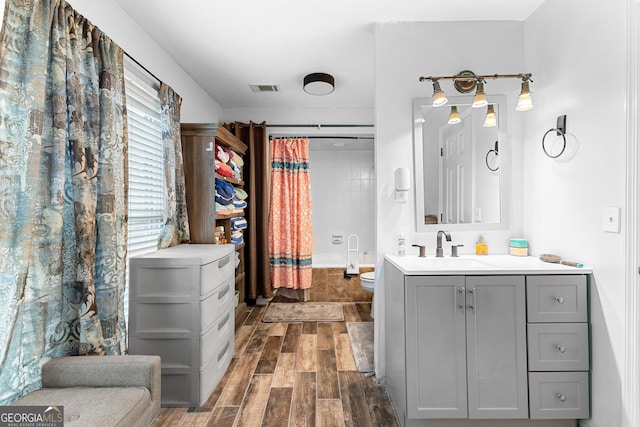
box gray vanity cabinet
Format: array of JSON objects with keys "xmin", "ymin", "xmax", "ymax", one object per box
[
  {"xmin": 405, "ymin": 275, "xmax": 528, "ymax": 419},
  {"xmin": 526, "ymin": 275, "xmax": 590, "ymax": 419},
  {"xmin": 405, "ymin": 276, "xmax": 467, "ymax": 418}
]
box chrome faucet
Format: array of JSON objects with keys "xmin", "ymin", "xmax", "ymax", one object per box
[{"xmin": 436, "ymin": 230, "xmax": 451, "ymax": 257}]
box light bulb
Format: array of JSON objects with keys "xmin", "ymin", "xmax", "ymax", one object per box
[
  {"xmin": 448, "ymin": 106, "xmax": 461, "ymax": 124},
  {"xmin": 432, "ymin": 81, "xmax": 448, "ymax": 107},
  {"xmin": 472, "ymin": 81, "xmax": 488, "ymax": 108},
  {"xmin": 483, "ymin": 105, "xmax": 497, "ymax": 128},
  {"xmin": 516, "ymin": 80, "xmax": 533, "ymax": 111}
]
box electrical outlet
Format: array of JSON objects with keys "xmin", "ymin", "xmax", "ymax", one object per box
[
  {"xmin": 475, "ymin": 207, "xmax": 482, "ymax": 222},
  {"xmin": 395, "ymin": 190, "xmax": 408, "ymax": 202},
  {"xmin": 602, "ymin": 206, "xmax": 620, "ymax": 233}
]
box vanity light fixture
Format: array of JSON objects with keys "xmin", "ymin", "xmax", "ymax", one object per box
[
  {"xmin": 448, "ymin": 106, "xmax": 461, "ymax": 124},
  {"xmin": 431, "ymin": 81, "xmax": 448, "ymax": 107},
  {"xmin": 516, "ymin": 80, "xmax": 534, "ymax": 111},
  {"xmin": 483, "ymin": 104, "xmax": 497, "ymax": 128},
  {"xmin": 419, "ymin": 70, "xmax": 534, "ymax": 113},
  {"xmin": 472, "ymin": 81, "xmax": 489, "ymax": 108}
]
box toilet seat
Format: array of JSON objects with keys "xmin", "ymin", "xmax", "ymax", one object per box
[
  {"xmin": 361, "ymin": 272, "xmax": 375, "ymax": 281},
  {"xmin": 360, "ymin": 271, "xmax": 375, "ymax": 293}
]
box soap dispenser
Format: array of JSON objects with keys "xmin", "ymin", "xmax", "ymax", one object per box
[
  {"xmin": 476, "ymin": 235, "xmax": 488, "ymax": 255},
  {"xmin": 397, "ymin": 229, "xmax": 406, "ymax": 257}
]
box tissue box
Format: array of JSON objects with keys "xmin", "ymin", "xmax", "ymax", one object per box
[{"xmin": 509, "ymin": 238, "xmax": 528, "ymax": 256}]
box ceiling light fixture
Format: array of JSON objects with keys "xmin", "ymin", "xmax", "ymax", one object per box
[
  {"xmin": 303, "ymin": 72, "xmax": 335, "ymax": 96},
  {"xmin": 483, "ymin": 104, "xmax": 497, "ymax": 128},
  {"xmin": 448, "ymin": 106, "xmax": 461, "ymax": 124},
  {"xmin": 432, "ymin": 81, "xmax": 448, "ymax": 107}
]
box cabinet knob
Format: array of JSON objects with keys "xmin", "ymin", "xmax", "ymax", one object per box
[
  {"xmin": 554, "ymin": 296, "xmax": 565, "ymax": 304},
  {"xmin": 556, "ymin": 394, "xmax": 567, "ymax": 403},
  {"xmin": 556, "ymin": 345, "xmax": 566, "ymax": 353}
]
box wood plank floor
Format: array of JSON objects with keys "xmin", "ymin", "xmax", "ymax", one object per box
[{"xmin": 153, "ymin": 302, "xmax": 399, "ymax": 427}]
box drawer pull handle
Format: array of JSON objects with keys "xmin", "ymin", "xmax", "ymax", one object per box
[
  {"xmin": 556, "ymin": 345, "xmax": 566, "ymax": 353},
  {"xmin": 218, "ymin": 255, "xmax": 230, "ymax": 269},
  {"xmin": 556, "ymin": 394, "xmax": 567, "ymax": 403},
  {"xmin": 218, "ymin": 313, "xmax": 230, "ymax": 331},
  {"xmin": 218, "ymin": 341, "xmax": 230, "ymax": 362},
  {"xmin": 218, "ymin": 284, "xmax": 231, "ymax": 300},
  {"xmin": 554, "ymin": 296, "xmax": 565, "ymax": 304}
]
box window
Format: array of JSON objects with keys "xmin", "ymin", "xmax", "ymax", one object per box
[{"xmin": 124, "ymin": 59, "xmax": 165, "ymax": 256}]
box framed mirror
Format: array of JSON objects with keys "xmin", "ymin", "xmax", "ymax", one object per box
[{"xmin": 413, "ymin": 95, "xmax": 510, "ymax": 232}]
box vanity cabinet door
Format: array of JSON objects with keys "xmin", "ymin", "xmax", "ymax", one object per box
[
  {"xmin": 405, "ymin": 276, "xmax": 467, "ymax": 419},
  {"xmin": 465, "ymin": 276, "xmax": 529, "ymax": 419}
]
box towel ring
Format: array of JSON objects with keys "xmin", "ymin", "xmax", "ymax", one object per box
[
  {"xmin": 485, "ymin": 140, "xmax": 499, "ymax": 171},
  {"xmin": 542, "ymin": 115, "xmax": 567, "ymax": 159},
  {"xmin": 542, "ymin": 128, "xmax": 566, "ymax": 158}
]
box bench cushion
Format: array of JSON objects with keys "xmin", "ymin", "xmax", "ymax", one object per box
[{"xmin": 13, "ymin": 387, "xmax": 153, "ymax": 427}]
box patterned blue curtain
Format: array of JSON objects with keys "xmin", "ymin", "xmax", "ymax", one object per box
[
  {"xmin": 157, "ymin": 83, "xmax": 190, "ymax": 249},
  {"xmin": 0, "ymin": 0, "xmax": 128, "ymax": 403}
]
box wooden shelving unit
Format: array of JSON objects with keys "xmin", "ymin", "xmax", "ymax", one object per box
[{"xmin": 181, "ymin": 123, "xmax": 249, "ymax": 328}]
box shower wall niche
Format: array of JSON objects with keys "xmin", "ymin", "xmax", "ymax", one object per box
[{"xmin": 309, "ymin": 141, "xmax": 375, "ymax": 265}]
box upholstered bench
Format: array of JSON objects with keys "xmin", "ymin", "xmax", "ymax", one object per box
[{"xmin": 12, "ymin": 355, "xmax": 161, "ymax": 427}]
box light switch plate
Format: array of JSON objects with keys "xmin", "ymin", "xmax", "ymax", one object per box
[{"xmin": 603, "ymin": 206, "xmax": 620, "ymax": 233}]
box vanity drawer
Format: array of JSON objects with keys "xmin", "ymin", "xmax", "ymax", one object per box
[
  {"xmin": 526, "ymin": 275, "xmax": 587, "ymax": 323},
  {"xmin": 527, "ymin": 323, "xmax": 589, "ymax": 371},
  {"xmin": 529, "ymin": 372, "xmax": 589, "ymax": 419}
]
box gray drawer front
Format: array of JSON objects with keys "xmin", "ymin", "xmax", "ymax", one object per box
[
  {"xmin": 201, "ymin": 254, "xmax": 233, "ymax": 297},
  {"xmin": 527, "ymin": 275, "xmax": 587, "ymax": 323},
  {"xmin": 529, "ymin": 372, "xmax": 589, "ymax": 419},
  {"xmin": 528, "ymin": 323, "xmax": 589, "ymax": 371}
]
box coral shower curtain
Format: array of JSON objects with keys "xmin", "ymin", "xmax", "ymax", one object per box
[{"xmin": 268, "ymin": 138, "xmax": 313, "ymax": 289}]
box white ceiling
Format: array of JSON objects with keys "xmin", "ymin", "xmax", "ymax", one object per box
[{"xmin": 114, "ymin": 0, "xmax": 546, "ymax": 111}]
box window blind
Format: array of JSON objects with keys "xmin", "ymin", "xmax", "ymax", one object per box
[{"xmin": 125, "ymin": 64, "xmax": 165, "ymax": 256}]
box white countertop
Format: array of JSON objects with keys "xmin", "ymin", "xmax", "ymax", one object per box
[{"xmin": 385, "ymin": 254, "xmax": 592, "ymax": 275}]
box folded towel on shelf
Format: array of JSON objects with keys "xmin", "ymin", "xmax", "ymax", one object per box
[
  {"xmin": 234, "ymin": 187, "xmax": 248, "ymax": 200},
  {"xmin": 215, "ymin": 145, "xmax": 230, "ymax": 163},
  {"xmin": 231, "ymin": 235, "xmax": 244, "ymax": 246},
  {"xmin": 216, "ymin": 194, "xmax": 233, "ymax": 206},
  {"xmin": 215, "ymin": 189, "xmax": 233, "ymax": 202},
  {"xmin": 231, "ymin": 150, "xmax": 244, "ymax": 166},
  {"xmin": 215, "ymin": 202, "xmax": 234, "ymax": 215},
  {"xmin": 232, "ymin": 199, "xmax": 247, "ymax": 209},
  {"xmin": 215, "ymin": 179, "xmax": 234, "ymax": 198},
  {"xmin": 215, "ymin": 161, "xmax": 233, "ymax": 178},
  {"xmin": 229, "ymin": 160, "xmax": 242, "ymax": 180},
  {"xmin": 232, "ymin": 230, "xmax": 243, "ymax": 238},
  {"xmin": 235, "ymin": 252, "xmax": 240, "ymax": 268},
  {"xmin": 231, "ymin": 217, "xmax": 247, "ymax": 231}
]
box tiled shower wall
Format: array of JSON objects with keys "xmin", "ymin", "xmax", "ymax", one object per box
[{"xmin": 309, "ymin": 149, "xmax": 375, "ymax": 264}]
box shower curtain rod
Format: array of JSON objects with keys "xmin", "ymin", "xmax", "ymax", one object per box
[
  {"xmin": 238, "ymin": 123, "xmax": 374, "ymax": 129},
  {"xmin": 268, "ymin": 135, "xmax": 374, "ymax": 140}
]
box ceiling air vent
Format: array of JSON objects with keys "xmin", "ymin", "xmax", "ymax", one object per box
[{"xmin": 249, "ymin": 84, "xmax": 280, "ymax": 93}]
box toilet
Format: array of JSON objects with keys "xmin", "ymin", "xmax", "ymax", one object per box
[{"xmin": 360, "ymin": 271, "xmax": 375, "ymax": 293}]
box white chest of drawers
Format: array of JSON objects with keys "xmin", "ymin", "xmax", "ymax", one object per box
[{"xmin": 129, "ymin": 244, "xmax": 235, "ymax": 407}]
